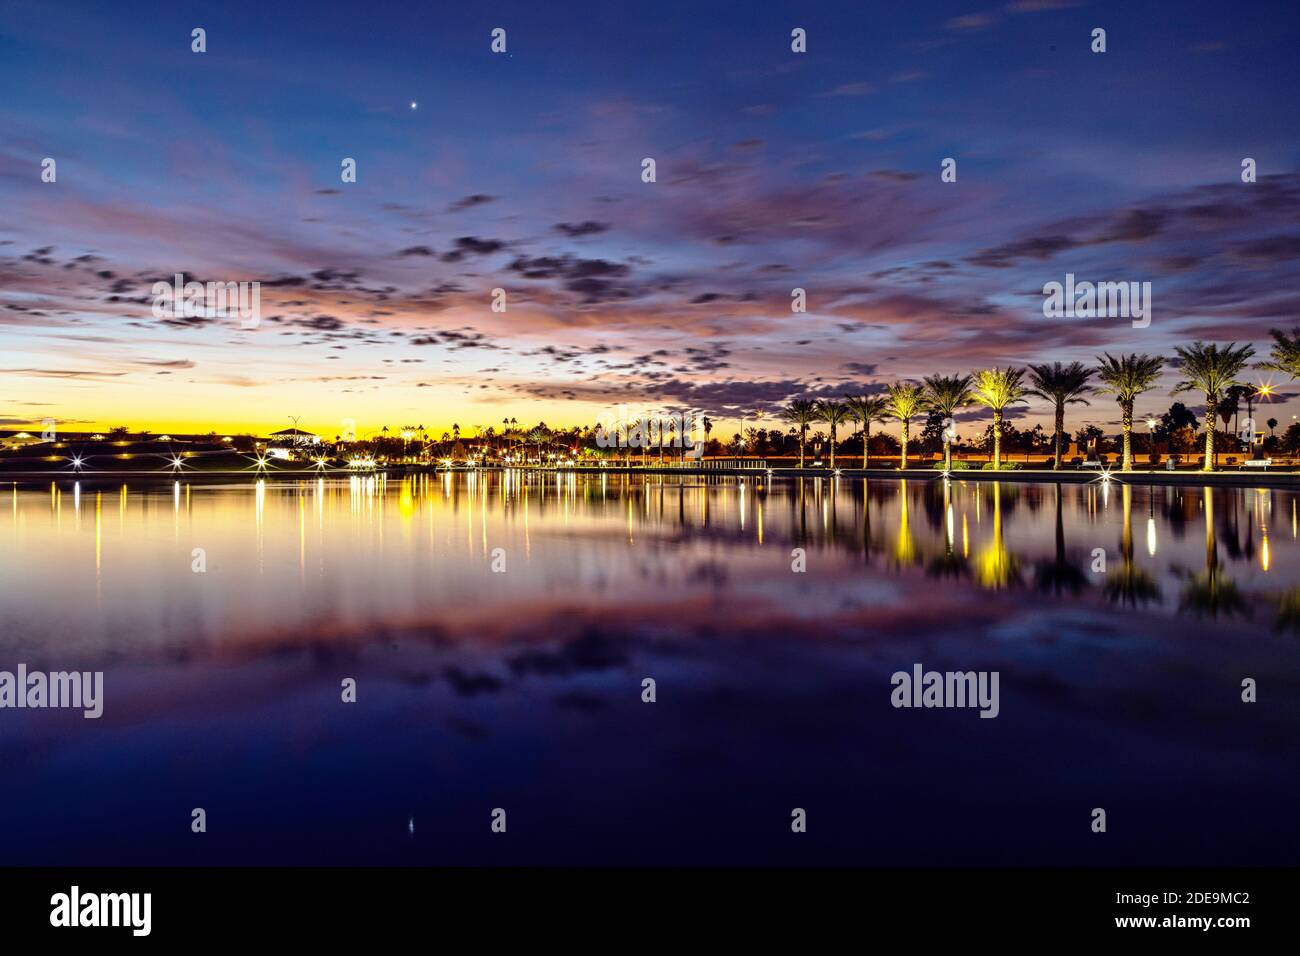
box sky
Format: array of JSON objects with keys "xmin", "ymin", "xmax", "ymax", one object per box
[{"xmin": 2, "ymin": 0, "xmax": 1299, "ymax": 439}]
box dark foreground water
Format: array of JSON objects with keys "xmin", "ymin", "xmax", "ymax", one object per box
[{"xmin": 1, "ymin": 472, "xmax": 1297, "ymax": 865}]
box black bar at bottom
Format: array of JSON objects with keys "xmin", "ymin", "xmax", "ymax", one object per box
[{"xmin": 0, "ymin": 866, "xmax": 1285, "ymax": 942}]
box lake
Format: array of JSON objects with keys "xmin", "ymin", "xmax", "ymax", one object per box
[{"xmin": 1, "ymin": 472, "xmax": 1297, "ymax": 864}]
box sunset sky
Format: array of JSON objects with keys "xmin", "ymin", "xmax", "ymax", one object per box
[{"xmin": 2, "ymin": 0, "xmax": 1299, "ymax": 439}]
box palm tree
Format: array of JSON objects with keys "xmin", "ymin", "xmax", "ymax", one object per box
[
  {"xmin": 970, "ymin": 367, "xmax": 1028, "ymax": 470},
  {"xmin": 1259, "ymin": 327, "xmax": 1300, "ymax": 379},
  {"xmin": 1094, "ymin": 353, "xmax": 1163, "ymax": 472},
  {"xmin": 1027, "ymin": 362, "xmax": 1094, "ymax": 470},
  {"xmin": 1226, "ymin": 384, "xmax": 1256, "ymax": 440},
  {"xmin": 779, "ymin": 398, "xmax": 819, "ymax": 468},
  {"xmin": 816, "ymin": 400, "xmax": 852, "ymax": 470},
  {"xmin": 1172, "ymin": 341, "xmax": 1256, "ymax": 472},
  {"xmin": 527, "ymin": 426, "xmax": 548, "ymax": 464},
  {"xmin": 844, "ymin": 394, "xmax": 889, "ymax": 468},
  {"xmin": 885, "ymin": 382, "xmax": 929, "ymax": 470},
  {"xmin": 922, "ymin": 374, "xmax": 973, "ymax": 472}
]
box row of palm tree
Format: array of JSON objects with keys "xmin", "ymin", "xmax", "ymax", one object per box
[{"xmin": 782, "ymin": 337, "xmax": 1282, "ymax": 473}]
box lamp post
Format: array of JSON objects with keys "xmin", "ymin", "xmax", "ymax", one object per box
[{"xmin": 1145, "ymin": 417, "xmax": 1158, "ymax": 471}]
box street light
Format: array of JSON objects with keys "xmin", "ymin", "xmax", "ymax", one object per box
[{"xmin": 1145, "ymin": 417, "xmax": 1158, "ymax": 470}]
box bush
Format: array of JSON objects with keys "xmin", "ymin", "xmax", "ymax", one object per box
[
  {"xmin": 982, "ymin": 460, "xmax": 1021, "ymax": 471},
  {"xmin": 933, "ymin": 459, "xmax": 971, "ymax": 470}
]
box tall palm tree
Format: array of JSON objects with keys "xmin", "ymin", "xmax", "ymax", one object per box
[
  {"xmin": 1172, "ymin": 341, "xmax": 1256, "ymax": 472},
  {"xmin": 780, "ymin": 398, "xmax": 819, "ymax": 468},
  {"xmin": 505, "ymin": 417, "xmax": 520, "ymax": 459},
  {"xmin": 970, "ymin": 367, "xmax": 1028, "ymax": 470},
  {"xmin": 527, "ymin": 426, "xmax": 548, "ymax": 464},
  {"xmin": 844, "ymin": 394, "xmax": 889, "ymax": 468},
  {"xmin": 816, "ymin": 399, "xmax": 852, "ymax": 470},
  {"xmin": 1094, "ymin": 353, "xmax": 1163, "ymax": 472},
  {"xmin": 1225, "ymin": 384, "xmax": 1253, "ymax": 439},
  {"xmin": 922, "ymin": 373, "xmax": 973, "ymax": 472},
  {"xmin": 1027, "ymin": 362, "xmax": 1094, "ymax": 470},
  {"xmin": 885, "ymin": 382, "xmax": 929, "ymax": 470}
]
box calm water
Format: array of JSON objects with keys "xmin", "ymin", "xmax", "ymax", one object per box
[{"xmin": 1, "ymin": 472, "xmax": 1298, "ymax": 865}]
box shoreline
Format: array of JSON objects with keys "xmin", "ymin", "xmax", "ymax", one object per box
[{"xmin": 4, "ymin": 464, "xmax": 1297, "ymax": 489}]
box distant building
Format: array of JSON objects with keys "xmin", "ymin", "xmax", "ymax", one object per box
[
  {"xmin": 0, "ymin": 430, "xmax": 50, "ymax": 450},
  {"xmin": 267, "ymin": 427, "xmax": 321, "ymax": 460}
]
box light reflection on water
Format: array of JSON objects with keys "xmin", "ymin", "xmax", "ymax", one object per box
[
  {"xmin": 2, "ymin": 472, "xmax": 1299, "ymax": 865},
  {"xmin": 0, "ymin": 473, "xmax": 1295, "ymax": 655}
]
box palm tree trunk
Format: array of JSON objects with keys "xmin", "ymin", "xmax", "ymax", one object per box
[
  {"xmin": 862, "ymin": 425, "xmax": 869, "ymax": 469},
  {"xmin": 993, "ymin": 409, "xmax": 1003, "ymax": 469},
  {"xmin": 943, "ymin": 417, "xmax": 953, "ymax": 472},
  {"xmin": 1121, "ymin": 401, "xmax": 1133, "ymax": 472},
  {"xmin": 900, "ymin": 421, "xmax": 909, "ymax": 471},
  {"xmin": 829, "ymin": 425, "xmax": 837, "ymax": 469},
  {"xmin": 1203, "ymin": 398, "xmax": 1217, "ymax": 472},
  {"xmin": 799, "ymin": 427, "xmax": 806, "ymax": 468},
  {"xmin": 1053, "ymin": 404, "xmax": 1064, "ymax": 470}
]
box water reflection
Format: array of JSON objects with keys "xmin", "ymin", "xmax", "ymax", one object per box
[
  {"xmin": 926, "ymin": 479, "xmax": 969, "ymax": 580},
  {"xmin": 1176, "ymin": 486, "xmax": 1249, "ymax": 620},
  {"xmin": 1103, "ymin": 484, "xmax": 1161, "ymax": 607},
  {"xmin": 1034, "ymin": 484, "xmax": 1087, "ymax": 596},
  {"xmin": 4, "ymin": 471, "xmax": 1300, "ymax": 866},
  {"xmin": 0, "ymin": 473, "xmax": 1295, "ymax": 653}
]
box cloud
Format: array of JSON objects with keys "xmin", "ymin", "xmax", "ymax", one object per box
[
  {"xmin": 553, "ymin": 221, "xmax": 609, "ymax": 237},
  {"xmin": 136, "ymin": 359, "xmax": 195, "ymax": 369},
  {"xmin": 440, "ymin": 237, "xmax": 507, "ymax": 262},
  {"xmin": 0, "ymin": 367, "xmax": 127, "ymax": 379},
  {"xmin": 945, "ymin": 12, "xmax": 997, "ymax": 31},
  {"xmin": 447, "ymin": 194, "xmax": 496, "ymax": 212},
  {"xmin": 1006, "ymin": 0, "xmax": 1079, "ymax": 11},
  {"xmin": 818, "ymin": 82, "xmax": 876, "ymax": 97},
  {"xmin": 508, "ymin": 255, "xmax": 635, "ymax": 303}
]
